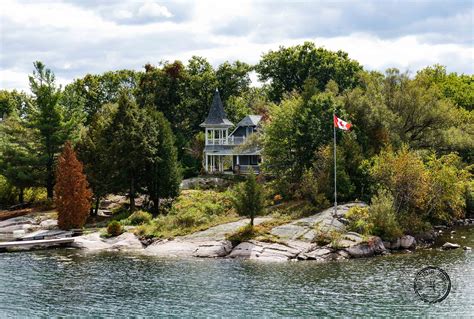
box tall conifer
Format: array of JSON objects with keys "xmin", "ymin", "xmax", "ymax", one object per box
[{"xmin": 54, "ymin": 141, "xmax": 92, "ymax": 229}]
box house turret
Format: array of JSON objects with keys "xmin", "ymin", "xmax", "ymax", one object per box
[{"xmin": 200, "ymin": 89, "xmax": 233, "ymax": 145}]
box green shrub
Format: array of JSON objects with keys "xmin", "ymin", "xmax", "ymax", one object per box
[
  {"xmin": 346, "ymin": 206, "xmax": 373, "ymax": 235},
  {"xmin": 0, "ymin": 175, "xmax": 17, "ymax": 206},
  {"xmin": 107, "ymin": 220, "xmax": 123, "ymax": 237},
  {"xmin": 346, "ymin": 190, "xmax": 402, "ymax": 240},
  {"xmin": 111, "ymin": 206, "xmax": 131, "ymax": 222},
  {"xmin": 24, "ymin": 187, "xmax": 47, "ymax": 203},
  {"xmin": 369, "ymin": 189, "xmax": 403, "ymax": 240},
  {"xmin": 313, "ymin": 227, "xmax": 342, "ymax": 246},
  {"xmin": 127, "ymin": 210, "xmax": 152, "ymax": 225}
]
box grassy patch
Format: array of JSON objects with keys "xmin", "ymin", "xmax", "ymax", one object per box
[
  {"xmin": 268, "ymin": 200, "xmax": 318, "ymax": 220},
  {"xmin": 226, "ymin": 223, "xmax": 283, "ymax": 246},
  {"xmin": 135, "ymin": 189, "xmax": 238, "ymax": 238}
]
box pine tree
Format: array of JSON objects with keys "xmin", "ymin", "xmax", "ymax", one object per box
[
  {"xmin": 106, "ymin": 92, "xmax": 149, "ymax": 212},
  {"xmin": 28, "ymin": 62, "xmax": 77, "ymax": 199},
  {"xmin": 54, "ymin": 141, "xmax": 92, "ymax": 229},
  {"xmin": 0, "ymin": 112, "xmax": 42, "ymax": 203},
  {"xmin": 76, "ymin": 104, "xmax": 117, "ymax": 215},
  {"xmin": 233, "ymin": 172, "xmax": 264, "ymax": 226},
  {"xmin": 145, "ymin": 109, "xmax": 181, "ymax": 215}
]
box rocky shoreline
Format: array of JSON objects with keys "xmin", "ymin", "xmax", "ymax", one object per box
[
  {"xmin": 69, "ymin": 203, "xmax": 473, "ymax": 262},
  {"xmin": 2, "ymin": 203, "xmax": 472, "ymax": 261}
]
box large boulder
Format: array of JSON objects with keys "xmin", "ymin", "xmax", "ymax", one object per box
[
  {"xmin": 71, "ymin": 232, "xmax": 111, "ymax": 250},
  {"xmin": 400, "ymin": 235, "xmax": 416, "ymax": 249},
  {"xmin": 71, "ymin": 231, "xmax": 144, "ymax": 251},
  {"xmin": 193, "ymin": 241, "xmax": 233, "ymax": 258},
  {"xmin": 442, "ymin": 242, "xmax": 460, "ymax": 250},
  {"xmin": 108, "ymin": 232, "xmax": 144, "ymax": 251},
  {"xmin": 383, "ymin": 238, "xmax": 401, "ymax": 250},
  {"xmin": 39, "ymin": 219, "xmax": 58, "ymax": 230},
  {"xmin": 345, "ymin": 236, "xmax": 386, "ymax": 258}
]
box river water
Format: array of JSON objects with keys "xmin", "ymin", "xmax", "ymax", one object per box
[{"xmin": 0, "ymin": 227, "xmax": 472, "ymax": 317}]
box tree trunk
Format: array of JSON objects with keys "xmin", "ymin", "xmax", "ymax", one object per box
[
  {"xmin": 250, "ymin": 213, "xmax": 254, "ymax": 226},
  {"xmin": 151, "ymin": 194, "xmax": 160, "ymax": 217},
  {"xmin": 19, "ymin": 188, "xmax": 24, "ymax": 204},
  {"xmin": 129, "ymin": 177, "xmax": 135, "ymax": 213},
  {"xmin": 94, "ymin": 197, "xmax": 100, "ymax": 216},
  {"xmin": 46, "ymin": 158, "xmax": 54, "ymax": 199}
]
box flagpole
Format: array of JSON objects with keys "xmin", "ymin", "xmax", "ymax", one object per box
[{"xmin": 333, "ymin": 112, "xmax": 337, "ymax": 218}]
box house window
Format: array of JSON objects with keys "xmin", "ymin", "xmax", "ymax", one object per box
[{"xmin": 250, "ymin": 155, "xmax": 258, "ymax": 165}]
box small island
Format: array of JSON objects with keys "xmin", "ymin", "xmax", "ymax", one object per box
[{"xmin": 1, "ymin": 49, "xmax": 472, "ymax": 262}]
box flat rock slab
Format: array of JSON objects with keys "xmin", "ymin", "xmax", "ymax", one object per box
[
  {"xmin": 271, "ymin": 202, "xmax": 366, "ymax": 242},
  {"xmin": 21, "ymin": 229, "xmax": 73, "ymax": 241},
  {"xmin": 0, "ymin": 217, "xmax": 36, "ymax": 228},
  {"xmin": 183, "ymin": 217, "xmax": 270, "ymax": 240},
  {"xmin": 229, "ymin": 240, "xmax": 315, "ymax": 262},
  {"xmin": 145, "ymin": 239, "xmax": 232, "ymax": 258}
]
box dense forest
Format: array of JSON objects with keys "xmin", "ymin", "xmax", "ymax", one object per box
[{"xmin": 1, "ymin": 42, "xmax": 473, "ymax": 236}]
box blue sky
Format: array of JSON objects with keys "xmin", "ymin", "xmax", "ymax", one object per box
[{"xmin": 1, "ymin": 0, "xmax": 473, "ymax": 91}]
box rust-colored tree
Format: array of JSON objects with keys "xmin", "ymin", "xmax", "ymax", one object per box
[{"xmin": 54, "ymin": 141, "xmax": 92, "ymax": 229}]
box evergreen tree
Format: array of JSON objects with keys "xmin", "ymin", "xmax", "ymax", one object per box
[
  {"xmin": 54, "ymin": 141, "xmax": 92, "ymax": 229},
  {"xmin": 0, "ymin": 112, "xmax": 41, "ymax": 203},
  {"xmin": 28, "ymin": 61, "xmax": 76, "ymax": 198},
  {"xmin": 76, "ymin": 103, "xmax": 117, "ymax": 215},
  {"xmin": 145, "ymin": 109, "xmax": 181, "ymax": 215},
  {"xmin": 233, "ymin": 172, "xmax": 264, "ymax": 226},
  {"xmin": 106, "ymin": 92, "xmax": 150, "ymax": 212}
]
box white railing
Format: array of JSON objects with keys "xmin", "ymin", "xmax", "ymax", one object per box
[{"xmin": 206, "ymin": 136, "xmax": 246, "ymax": 145}]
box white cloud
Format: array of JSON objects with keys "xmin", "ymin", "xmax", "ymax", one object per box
[
  {"xmin": 0, "ymin": 0, "xmax": 472, "ymax": 92},
  {"xmin": 137, "ymin": 0, "xmax": 173, "ymax": 18}
]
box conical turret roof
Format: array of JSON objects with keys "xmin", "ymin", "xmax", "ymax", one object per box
[{"xmin": 200, "ymin": 89, "xmax": 233, "ymax": 127}]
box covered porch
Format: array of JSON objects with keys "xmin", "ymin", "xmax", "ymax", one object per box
[{"xmin": 204, "ymin": 154, "xmax": 260, "ymax": 174}]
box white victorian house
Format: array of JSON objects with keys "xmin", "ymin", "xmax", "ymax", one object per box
[{"xmin": 200, "ymin": 89, "xmax": 262, "ymax": 174}]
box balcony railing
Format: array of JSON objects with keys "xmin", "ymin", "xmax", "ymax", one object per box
[{"xmin": 206, "ymin": 136, "xmax": 246, "ymax": 145}]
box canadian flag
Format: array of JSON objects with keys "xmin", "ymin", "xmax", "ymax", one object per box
[{"xmin": 334, "ymin": 115, "xmax": 352, "ymax": 131}]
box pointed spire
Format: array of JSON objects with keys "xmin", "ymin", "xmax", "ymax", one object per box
[{"xmin": 200, "ymin": 89, "xmax": 233, "ymax": 127}]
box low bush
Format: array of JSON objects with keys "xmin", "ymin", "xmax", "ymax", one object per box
[
  {"xmin": 107, "ymin": 220, "xmax": 123, "ymax": 237},
  {"xmin": 369, "ymin": 190, "xmax": 403, "ymax": 240},
  {"xmin": 111, "ymin": 206, "xmax": 131, "ymax": 222},
  {"xmin": 346, "ymin": 206, "xmax": 373, "ymax": 235},
  {"xmin": 127, "ymin": 210, "xmax": 152, "ymax": 225},
  {"xmin": 135, "ymin": 189, "xmax": 238, "ymax": 238},
  {"xmin": 313, "ymin": 227, "xmax": 343, "ymax": 247},
  {"xmin": 346, "ymin": 190, "xmax": 402, "ymax": 241}
]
